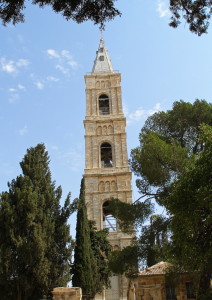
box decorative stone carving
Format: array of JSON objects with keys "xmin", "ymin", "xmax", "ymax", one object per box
[
  {"xmin": 99, "ymin": 181, "xmax": 105, "ymax": 192},
  {"xmin": 96, "ymin": 124, "xmax": 113, "ymax": 136},
  {"xmin": 111, "ymin": 180, "xmax": 116, "ymax": 191},
  {"xmin": 105, "ymin": 181, "xmax": 110, "ymax": 192},
  {"xmin": 98, "ymin": 179, "xmax": 117, "ymax": 192},
  {"xmin": 97, "ymin": 126, "xmax": 102, "ymax": 135},
  {"xmin": 103, "ymin": 125, "xmax": 107, "ymax": 135},
  {"xmin": 108, "ymin": 125, "xmax": 113, "ymax": 134},
  {"xmin": 106, "ymin": 80, "xmax": 110, "ymax": 88}
]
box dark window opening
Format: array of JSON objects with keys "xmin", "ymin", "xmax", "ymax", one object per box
[
  {"xmin": 166, "ymin": 286, "xmax": 176, "ymax": 300},
  {"xmin": 186, "ymin": 282, "xmax": 196, "ymax": 299},
  {"xmin": 99, "ymin": 48, "xmax": 104, "ymax": 53},
  {"xmin": 103, "ymin": 201, "xmax": 117, "ymax": 231},
  {"xmin": 99, "ymin": 94, "xmax": 110, "ymax": 115},
  {"xmin": 99, "ymin": 55, "xmax": 104, "ymax": 61},
  {"xmin": 101, "ymin": 143, "xmax": 113, "ymax": 168}
]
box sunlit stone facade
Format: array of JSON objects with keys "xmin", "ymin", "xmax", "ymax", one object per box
[{"xmin": 84, "ymin": 39, "xmax": 133, "ymax": 300}]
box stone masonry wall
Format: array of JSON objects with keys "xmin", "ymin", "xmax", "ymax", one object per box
[{"xmin": 52, "ymin": 287, "xmax": 82, "ymax": 300}]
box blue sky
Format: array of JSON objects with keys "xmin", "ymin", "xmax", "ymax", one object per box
[{"xmin": 0, "ymin": 0, "xmax": 212, "ymax": 236}]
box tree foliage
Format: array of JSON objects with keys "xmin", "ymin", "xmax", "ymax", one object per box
[
  {"xmin": 137, "ymin": 215, "xmax": 170, "ymax": 268},
  {"xmin": 0, "ymin": 143, "xmax": 74, "ymax": 300},
  {"xmin": 107, "ymin": 197, "xmax": 154, "ymax": 231},
  {"xmin": 169, "ymin": 0, "xmax": 212, "ymax": 35},
  {"xmin": 109, "ymin": 101, "xmax": 212, "ymax": 298},
  {"xmin": 72, "ymin": 178, "xmax": 111, "ymax": 299},
  {"xmin": 0, "ymin": 0, "xmax": 120, "ymax": 28},
  {"xmin": 89, "ymin": 221, "xmax": 111, "ymax": 294},
  {"xmin": 164, "ymin": 124, "xmax": 212, "ymax": 298},
  {"xmin": 130, "ymin": 99, "xmax": 212, "ymax": 205},
  {"xmin": 0, "ymin": 0, "xmax": 211, "ymax": 35},
  {"xmin": 72, "ymin": 178, "xmax": 94, "ymax": 299},
  {"xmin": 109, "ymin": 245, "xmax": 138, "ymax": 277},
  {"xmin": 108, "ymin": 198, "xmax": 169, "ymax": 273}
]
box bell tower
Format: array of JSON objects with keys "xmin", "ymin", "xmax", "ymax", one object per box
[{"xmin": 84, "ymin": 39, "xmax": 132, "ymax": 300}]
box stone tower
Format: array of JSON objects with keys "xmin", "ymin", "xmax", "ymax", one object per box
[{"xmin": 84, "ymin": 39, "xmax": 133, "ymax": 300}]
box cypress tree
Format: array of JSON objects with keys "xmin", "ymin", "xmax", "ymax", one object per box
[
  {"xmin": 72, "ymin": 178, "xmax": 111, "ymax": 299},
  {"xmin": 0, "ymin": 144, "xmax": 73, "ymax": 300},
  {"xmin": 89, "ymin": 221, "xmax": 111, "ymax": 294},
  {"xmin": 72, "ymin": 178, "xmax": 94, "ymax": 299}
]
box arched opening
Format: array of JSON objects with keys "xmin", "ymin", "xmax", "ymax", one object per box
[
  {"xmin": 99, "ymin": 94, "xmax": 110, "ymax": 115},
  {"xmin": 103, "ymin": 201, "xmax": 117, "ymax": 231},
  {"xmin": 101, "ymin": 143, "xmax": 113, "ymax": 168}
]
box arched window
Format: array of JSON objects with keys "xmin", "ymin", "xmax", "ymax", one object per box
[
  {"xmin": 101, "ymin": 143, "xmax": 113, "ymax": 168},
  {"xmin": 99, "ymin": 94, "xmax": 110, "ymax": 115},
  {"xmin": 103, "ymin": 201, "xmax": 117, "ymax": 231}
]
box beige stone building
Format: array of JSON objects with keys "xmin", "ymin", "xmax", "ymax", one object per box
[
  {"xmin": 131, "ymin": 262, "xmax": 196, "ymax": 300},
  {"xmin": 83, "ymin": 39, "xmax": 133, "ymax": 300}
]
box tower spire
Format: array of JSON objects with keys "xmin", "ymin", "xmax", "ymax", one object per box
[{"xmin": 92, "ymin": 38, "xmax": 114, "ymax": 74}]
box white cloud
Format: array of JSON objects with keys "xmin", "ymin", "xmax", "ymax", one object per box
[
  {"xmin": 56, "ymin": 64, "xmax": 69, "ymax": 74},
  {"xmin": 0, "ymin": 57, "xmax": 29, "ymax": 74},
  {"xmin": 18, "ymin": 84, "xmax": 26, "ymax": 90},
  {"xmin": 46, "ymin": 76, "xmax": 59, "ymax": 82},
  {"xmin": 0, "ymin": 58, "xmax": 16, "ymax": 73},
  {"xmin": 9, "ymin": 88, "xmax": 16, "ymax": 92},
  {"xmin": 16, "ymin": 59, "xmax": 29, "ymax": 67},
  {"xmin": 61, "ymin": 50, "xmax": 71, "ymax": 59},
  {"xmin": 157, "ymin": 1, "xmax": 170, "ymax": 18},
  {"xmin": 18, "ymin": 125, "xmax": 28, "ymax": 136},
  {"xmin": 46, "ymin": 48, "xmax": 78, "ymax": 75},
  {"xmin": 34, "ymin": 81, "xmax": 44, "ymax": 90},
  {"xmin": 67, "ymin": 60, "xmax": 77, "ymax": 68},
  {"xmin": 127, "ymin": 102, "xmax": 162, "ymax": 123},
  {"xmin": 47, "ymin": 49, "xmax": 60, "ymax": 58},
  {"xmin": 9, "ymin": 85, "xmax": 26, "ymax": 92},
  {"xmin": 129, "ymin": 108, "xmax": 146, "ymax": 121},
  {"xmin": 32, "ymin": 74, "xmax": 59, "ymax": 90},
  {"xmin": 148, "ymin": 102, "xmax": 161, "ymax": 115},
  {"xmin": 61, "ymin": 50, "xmax": 77, "ymax": 68}
]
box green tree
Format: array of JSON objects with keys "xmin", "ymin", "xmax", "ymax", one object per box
[
  {"xmin": 164, "ymin": 125, "xmax": 212, "ymax": 299},
  {"xmin": 0, "ymin": 1, "xmax": 211, "ymax": 35},
  {"xmin": 169, "ymin": 0, "xmax": 212, "ymax": 35},
  {"xmin": 109, "ymin": 101, "xmax": 212, "ymax": 298},
  {"xmin": 0, "ymin": 0, "xmax": 120, "ymax": 28},
  {"xmin": 89, "ymin": 221, "xmax": 111, "ymax": 294},
  {"xmin": 130, "ymin": 99, "xmax": 212, "ymax": 205},
  {"xmin": 72, "ymin": 178, "xmax": 95, "ymax": 299},
  {"xmin": 72, "ymin": 178, "xmax": 111, "ymax": 299},
  {"xmin": 109, "ymin": 244, "xmax": 138, "ymax": 276},
  {"xmin": 0, "ymin": 143, "xmax": 74, "ymax": 300},
  {"xmin": 137, "ymin": 215, "xmax": 170, "ymax": 268},
  {"xmin": 107, "ymin": 199, "xmax": 169, "ymax": 273}
]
